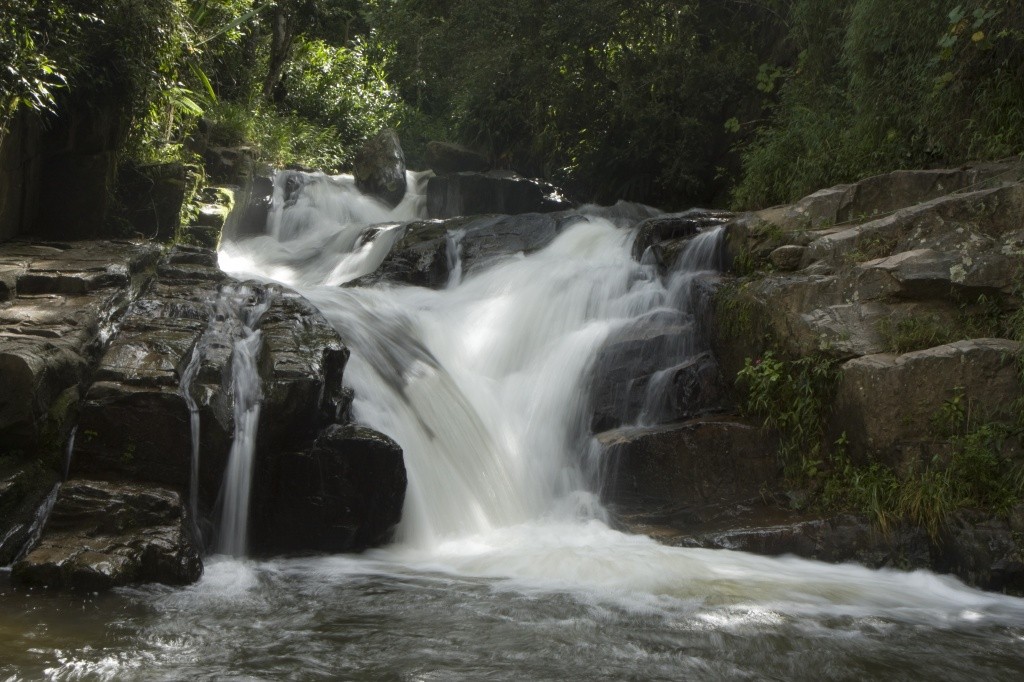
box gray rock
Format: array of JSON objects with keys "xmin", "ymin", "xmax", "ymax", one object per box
[
  {"xmin": 631, "ymin": 209, "xmax": 731, "ymax": 261},
  {"xmin": 769, "ymin": 244, "xmax": 806, "ymax": 271},
  {"xmin": 832, "ymin": 339, "xmax": 1023, "ymax": 469},
  {"xmin": 426, "ymin": 171, "xmax": 572, "ymax": 219},
  {"xmin": 354, "ymin": 129, "xmax": 407, "ymax": 207},
  {"xmin": 597, "ymin": 417, "xmax": 779, "ymax": 514},
  {"xmin": 425, "ymin": 141, "xmax": 489, "ymax": 175},
  {"xmin": 11, "ymin": 480, "xmax": 202, "ymax": 591},
  {"xmin": 250, "ymin": 424, "xmax": 406, "ymax": 555}
]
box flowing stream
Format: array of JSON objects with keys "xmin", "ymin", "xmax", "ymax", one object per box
[{"xmin": 2, "ymin": 172, "xmax": 1023, "ymax": 680}]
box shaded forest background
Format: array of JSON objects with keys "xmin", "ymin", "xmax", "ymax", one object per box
[{"xmin": 2, "ymin": 0, "xmax": 1022, "ymax": 211}]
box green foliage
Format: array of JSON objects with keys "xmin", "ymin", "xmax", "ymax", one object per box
[
  {"xmin": 877, "ymin": 315, "xmax": 960, "ymax": 354},
  {"xmin": 205, "ymin": 99, "xmax": 349, "ymax": 172},
  {"xmin": 822, "ymin": 390, "xmax": 1024, "ymax": 540},
  {"xmin": 733, "ymin": 0, "xmax": 1024, "ymax": 209},
  {"xmin": 736, "ymin": 350, "xmax": 841, "ymax": 477},
  {"xmin": 281, "ymin": 36, "xmax": 402, "ymax": 157}
]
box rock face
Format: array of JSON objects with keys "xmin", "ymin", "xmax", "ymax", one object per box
[
  {"xmin": 250, "ymin": 425, "xmax": 406, "ymax": 555},
  {"xmin": 598, "ymin": 418, "xmax": 779, "ymax": 516},
  {"xmin": 833, "ymin": 339, "xmax": 1022, "ymax": 468},
  {"xmin": 630, "ymin": 209, "xmax": 732, "ymax": 261},
  {"xmin": 355, "ymin": 211, "xmax": 588, "ymax": 288},
  {"xmin": 425, "ymin": 141, "xmax": 490, "ymax": 175},
  {"xmin": 427, "ymin": 171, "xmax": 572, "ymax": 219},
  {"xmin": 116, "ymin": 162, "xmax": 189, "ymax": 242},
  {"xmin": 696, "ymin": 161, "xmax": 1024, "ymax": 592},
  {"xmin": 11, "ymin": 480, "xmax": 202, "ymax": 591},
  {"xmin": 354, "ymin": 129, "xmax": 407, "ymax": 207},
  {"xmin": 0, "ymin": 233, "xmax": 405, "ymax": 587}
]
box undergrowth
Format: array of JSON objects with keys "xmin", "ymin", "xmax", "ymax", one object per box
[{"xmin": 738, "ymin": 349, "xmax": 1024, "ymax": 540}]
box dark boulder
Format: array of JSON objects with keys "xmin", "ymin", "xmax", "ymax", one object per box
[
  {"xmin": 11, "ymin": 480, "xmax": 202, "ymax": 591},
  {"xmin": 597, "ymin": 417, "xmax": 779, "ymax": 516},
  {"xmin": 250, "ymin": 424, "xmax": 406, "ymax": 555},
  {"xmin": 116, "ymin": 162, "xmax": 189, "ymax": 241},
  {"xmin": 427, "ymin": 171, "xmax": 572, "ymax": 219},
  {"xmin": 425, "ymin": 141, "xmax": 490, "ymax": 175},
  {"xmin": 354, "ymin": 129, "xmax": 407, "ymax": 207},
  {"xmin": 630, "ymin": 209, "xmax": 732, "ymax": 261},
  {"xmin": 589, "ymin": 316, "xmax": 728, "ymax": 432}
]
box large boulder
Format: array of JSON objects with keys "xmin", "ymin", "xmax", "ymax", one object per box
[
  {"xmin": 597, "ymin": 417, "xmax": 779, "ymax": 518},
  {"xmin": 425, "ymin": 141, "xmax": 489, "ymax": 175},
  {"xmin": 426, "ymin": 171, "xmax": 572, "ymax": 219},
  {"xmin": 116, "ymin": 162, "xmax": 189, "ymax": 241},
  {"xmin": 630, "ymin": 209, "xmax": 732, "ymax": 261},
  {"xmin": 354, "ymin": 129, "xmax": 407, "ymax": 207},
  {"xmin": 71, "ymin": 246, "xmax": 351, "ymax": 534},
  {"xmin": 11, "ymin": 480, "xmax": 202, "ymax": 591},
  {"xmin": 250, "ymin": 424, "xmax": 406, "ymax": 555},
  {"xmin": 832, "ymin": 339, "xmax": 1023, "ymax": 469}
]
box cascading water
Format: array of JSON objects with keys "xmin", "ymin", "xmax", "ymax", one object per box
[
  {"xmin": 213, "ymin": 285, "xmax": 271, "ymax": 556},
  {"xmin": 7, "ymin": 170, "xmax": 1021, "ymax": 681}
]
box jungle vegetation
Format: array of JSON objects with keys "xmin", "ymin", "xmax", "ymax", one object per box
[{"xmin": 2, "ymin": 0, "xmax": 1021, "ymax": 209}]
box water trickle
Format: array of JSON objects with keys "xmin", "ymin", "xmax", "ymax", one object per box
[
  {"xmin": 180, "ymin": 340, "xmax": 204, "ymax": 521},
  {"xmin": 215, "ymin": 285, "xmax": 271, "ymax": 557},
  {"xmin": 62, "ymin": 426, "xmax": 77, "ymax": 481}
]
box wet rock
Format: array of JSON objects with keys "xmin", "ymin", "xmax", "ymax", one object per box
[
  {"xmin": 205, "ymin": 146, "xmax": 257, "ymax": 184},
  {"xmin": 425, "ymin": 141, "xmax": 489, "ymax": 175},
  {"xmin": 0, "ymin": 240, "xmax": 158, "ymax": 453},
  {"xmin": 354, "ymin": 129, "xmax": 407, "ymax": 207},
  {"xmin": 116, "ymin": 162, "xmax": 188, "ymax": 241},
  {"xmin": 223, "ymin": 174, "xmax": 273, "ymax": 240},
  {"xmin": 769, "ymin": 245, "xmax": 805, "ymax": 271},
  {"xmin": 250, "ymin": 424, "xmax": 406, "ymax": 555},
  {"xmin": 938, "ymin": 514, "xmax": 1024, "ymax": 593},
  {"xmin": 0, "ymin": 463, "xmax": 60, "ymax": 565},
  {"xmin": 597, "ymin": 417, "xmax": 779, "ymax": 515},
  {"xmin": 590, "ymin": 312, "xmax": 727, "ymax": 431},
  {"xmin": 352, "ymin": 219, "xmax": 453, "ymax": 288},
  {"xmin": 72, "ymin": 254, "xmax": 350, "ymax": 527},
  {"xmin": 427, "ymin": 171, "xmax": 572, "ymax": 219},
  {"xmin": 832, "ymin": 339, "xmax": 1023, "ymax": 469},
  {"xmin": 357, "ymin": 212, "xmax": 586, "ymax": 288},
  {"xmin": 11, "ymin": 480, "xmax": 201, "ymax": 591},
  {"xmin": 630, "ymin": 209, "xmax": 732, "ymax": 261}
]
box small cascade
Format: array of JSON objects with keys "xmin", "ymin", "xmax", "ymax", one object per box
[
  {"xmin": 215, "ymin": 285, "xmax": 271, "ymax": 557},
  {"xmin": 180, "ymin": 341, "xmax": 203, "ymax": 521},
  {"xmin": 635, "ymin": 227, "xmax": 725, "ymax": 426},
  {"xmin": 11, "ymin": 484, "xmax": 60, "ymax": 564},
  {"xmin": 62, "ymin": 426, "xmax": 77, "ymax": 481},
  {"xmin": 444, "ymin": 229, "xmax": 466, "ymax": 288}
]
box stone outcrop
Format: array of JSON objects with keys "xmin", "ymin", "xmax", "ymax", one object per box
[
  {"xmin": 676, "ymin": 161, "xmax": 1024, "ymax": 592},
  {"xmin": 116, "ymin": 162, "xmax": 189, "ymax": 242},
  {"xmin": 250, "ymin": 425, "xmax": 406, "ymax": 555},
  {"xmin": 425, "ymin": 141, "xmax": 490, "ymax": 175},
  {"xmin": 11, "ymin": 480, "xmax": 202, "ymax": 591},
  {"xmin": 630, "ymin": 209, "xmax": 732, "ymax": 261},
  {"xmin": 597, "ymin": 418, "xmax": 779, "ymax": 517},
  {"xmin": 354, "ymin": 211, "xmax": 588, "ymax": 288},
  {"xmin": 354, "ymin": 129, "xmax": 407, "ymax": 207},
  {"xmin": 426, "ymin": 171, "xmax": 572, "ymax": 219},
  {"xmin": 833, "ymin": 339, "xmax": 1022, "ymax": 469}
]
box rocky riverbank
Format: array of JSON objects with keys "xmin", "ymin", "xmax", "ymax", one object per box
[
  {"xmin": 3, "ymin": 154, "xmax": 1023, "ymax": 595},
  {"xmin": 603, "ymin": 160, "xmax": 1024, "ymax": 594}
]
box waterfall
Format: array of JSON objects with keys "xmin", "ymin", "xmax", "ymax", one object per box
[
  {"xmin": 215, "ymin": 286, "xmax": 270, "ymax": 556},
  {"xmin": 219, "ymin": 171, "xmax": 727, "ymax": 547}
]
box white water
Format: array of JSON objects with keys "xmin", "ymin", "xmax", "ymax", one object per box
[
  {"xmin": 216, "ymin": 170, "xmax": 1024, "ymax": 626},
  {"xmin": 213, "ymin": 286, "xmax": 271, "ymax": 556}
]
